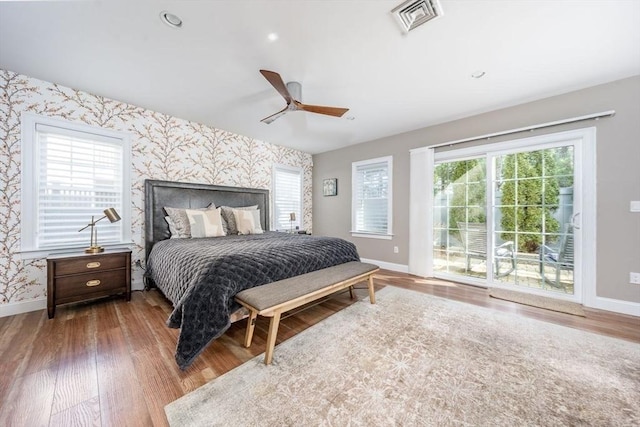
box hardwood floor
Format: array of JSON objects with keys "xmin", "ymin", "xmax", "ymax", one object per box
[{"xmin": 0, "ymin": 270, "xmax": 638, "ymax": 426}]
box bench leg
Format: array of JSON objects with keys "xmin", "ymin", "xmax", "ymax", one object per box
[
  {"xmin": 264, "ymin": 312, "xmax": 281, "ymax": 365},
  {"xmin": 367, "ymin": 274, "xmax": 376, "ymax": 304},
  {"xmin": 244, "ymin": 310, "xmax": 258, "ymax": 348},
  {"xmin": 349, "ymin": 285, "xmax": 355, "ymax": 299}
]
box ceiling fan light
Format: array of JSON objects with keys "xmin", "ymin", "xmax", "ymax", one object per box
[
  {"xmin": 259, "ymin": 69, "xmax": 350, "ymax": 124},
  {"xmin": 285, "ymin": 81, "xmax": 302, "ymax": 101}
]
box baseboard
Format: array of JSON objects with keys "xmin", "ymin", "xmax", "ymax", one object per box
[
  {"xmin": 358, "ymin": 259, "xmax": 638, "ymax": 317},
  {"xmin": 587, "ymin": 296, "xmax": 640, "ymax": 317},
  {"xmin": 360, "ymin": 258, "xmax": 409, "ymax": 274},
  {"xmin": 0, "ymin": 281, "xmax": 145, "ymax": 317},
  {"xmin": 0, "ymin": 298, "xmax": 46, "ymax": 318}
]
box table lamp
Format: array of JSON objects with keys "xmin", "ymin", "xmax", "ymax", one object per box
[
  {"xmin": 289, "ymin": 212, "xmax": 296, "ymax": 233},
  {"xmin": 78, "ymin": 207, "xmax": 121, "ymax": 253}
]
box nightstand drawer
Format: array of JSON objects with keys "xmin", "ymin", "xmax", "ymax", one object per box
[
  {"xmin": 56, "ymin": 269, "xmax": 127, "ymax": 300},
  {"xmin": 52, "ymin": 253, "xmax": 128, "ymax": 276},
  {"xmin": 47, "ymin": 249, "xmax": 131, "ymax": 318}
]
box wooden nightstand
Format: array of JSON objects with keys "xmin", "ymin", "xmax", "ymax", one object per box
[{"xmin": 46, "ymin": 249, "xmax": 131, "ymax": 319}]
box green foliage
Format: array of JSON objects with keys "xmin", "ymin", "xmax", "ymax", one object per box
[
  {"xmin": 434, "ymin": 159, "xmax": 486, "ymax": 229},
  {"xmin": 499, "ymin": 150, "xmax": 560, "ymax": 252},
  {"xmin": 553, "ymin": 146, "xmax": 574, "ymax": 187},
  {"xmin": 435, "ymin": 147, "xmax": 573, "ymax": 254}
]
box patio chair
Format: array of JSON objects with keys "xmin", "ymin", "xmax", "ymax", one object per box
[
  {"xmin": 457, "ymin": 222, "xmax": 515, "ymax": 277},
  {"xmin": 539, "ymin": 224, "xmax": 574, "ymax": 290}
]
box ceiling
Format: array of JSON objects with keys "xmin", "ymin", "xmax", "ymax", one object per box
[{"xmin": 1, "ymin": 1, "xmax": 639, "ymax": 154}]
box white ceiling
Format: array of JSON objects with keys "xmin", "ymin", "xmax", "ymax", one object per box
[{"xmin": 1, "ymin": 1, "xmax": 639, "ymax": 154}]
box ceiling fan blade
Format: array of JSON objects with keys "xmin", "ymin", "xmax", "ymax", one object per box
[
  {"xmin": 261, "ymin": 106, "xmax": 290, "ymax": 124},
  {"xmin": 296, "ymin": 101, "xmax": 349, "ymax": 118},
  {"xmin": 260, "ymin": 70, "xmax": 293, "ymax": 104}
]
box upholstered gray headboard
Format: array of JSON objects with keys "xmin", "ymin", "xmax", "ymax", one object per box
[{"xmin": 144, "ymin": 180, "xmax": 269, "ymax": 261}]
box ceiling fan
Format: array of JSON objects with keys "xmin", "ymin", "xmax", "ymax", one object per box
[{"xmin": 259, "ymin": 69, "xmax": 349, "ymax": 124}]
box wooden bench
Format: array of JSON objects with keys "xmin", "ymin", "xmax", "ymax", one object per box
[{"xmin": 235, "ymin": 261, "xmax": 379, "ymax": 365}]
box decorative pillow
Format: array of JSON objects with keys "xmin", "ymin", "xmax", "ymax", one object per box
[
  {"xmin": 233, "ymin": 209, "xmax": 264, "ymax": 235},
  {"xmin": 164, "ymin": 216, "xmax": 180, "ymax": 239},
  {"xmin": 220, "ymin": 212, "xmax": 229, "ymax": 235},
  {"xmin": 186, "ymin": 207, "xmax": 226, "ymax": 238},
  {"xmin": 247, "ymin": 209, "xmax": 263, "ymax": 233},
  {"xmin": 165, "ymin": 203, "xmax": 215, "ymax": 238},
  {"xmin": 220, "ymin": 205, "xmax": 258, "ymax": 235}
]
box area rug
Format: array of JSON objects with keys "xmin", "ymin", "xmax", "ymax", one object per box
[
  {"xmin": 489, "ymin": 287, "xmax": 586, "ymax": 316},
  {"xmin": 165, "ymin": 287, "xmax": 639, "ymax": 426}
]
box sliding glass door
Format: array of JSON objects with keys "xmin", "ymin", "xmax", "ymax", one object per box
[
  {"xmin": 433, "ymin": 158, "xmax": 489, "ymax": 280},
  {"xmin": 431, "ymin": 130, "xmax": 590, "ymax": 301},
  {"xmin": 491, "ymin": 146, "xmax": 575, "ymax": 293}
]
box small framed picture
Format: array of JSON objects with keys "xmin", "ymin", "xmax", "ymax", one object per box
[{"xmin": 323, "ymin": 178, "xmax": 337, "ymax": 196}]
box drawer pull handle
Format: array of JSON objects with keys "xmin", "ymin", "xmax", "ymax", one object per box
[
  {"xmin": 86, "ymin": 279, "xmax": 101, "ymax": 287},
  {"xmin": 86, "ymin": 262, "xmax": 101, "ymax": 269}
]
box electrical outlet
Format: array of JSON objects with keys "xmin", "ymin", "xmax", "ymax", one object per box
[
  {"xmin": 393, "ymin": 246, "xmax": 399, "ymax": 254},
  {"xmin": 630, "ymin": 272, "xmax": 640, "ymax": 285}
]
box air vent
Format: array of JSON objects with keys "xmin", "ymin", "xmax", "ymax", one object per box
[{"xmin": 391, "ymin": 0, "xmax": 443, "ymax": 33}]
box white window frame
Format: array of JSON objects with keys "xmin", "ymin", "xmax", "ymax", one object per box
[
  {"xmin": 410, "ymin": 127, "xmax": 596, "ymax": 305},
  {"xmin": 20, "ymin": 112, "xmax": 132, "ymax": 259},
  {"xmin": 272, "ymin": 164, "xmax": 304, "ymax": 232},
  {"xmin": 351, "ymin": 155, "xmax": 393, "ymax": 240}
]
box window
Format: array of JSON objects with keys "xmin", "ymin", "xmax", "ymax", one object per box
[
  {"xmin": 21, "ymin": 113, "xmax": 131, "ymax": 257},
  {"xmin": 352, "ymin": 156, "xmax": 393, "ymax": 239},
  {"xmin": 272, "ymin": 164, "xmax": 303, "ymax": 232}
]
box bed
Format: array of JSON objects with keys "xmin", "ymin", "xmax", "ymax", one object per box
[{"xmin": 144, "ymin": 180, "xmax": 360, "ymax": 369}]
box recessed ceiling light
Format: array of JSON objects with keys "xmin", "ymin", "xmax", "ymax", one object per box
[
  {"xmin": 160, "ymin": 11, "xmax": 182, "ymax": 29},
  {"xmin": 471, "ymin": 70, "xmax": 486, "ymax": 79},
  {"xmin": 267, "ymin": 32, "xmax": 279, "ymax": 42}
]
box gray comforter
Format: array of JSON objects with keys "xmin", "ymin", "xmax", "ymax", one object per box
[{"xmin": 146, "ymin": 232, "xmax": 360, "ymax": 369}]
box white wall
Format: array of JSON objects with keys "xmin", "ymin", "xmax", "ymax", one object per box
[{"xmin": 313, "ymin": 76, "xmax": 640, "ymax": 307}]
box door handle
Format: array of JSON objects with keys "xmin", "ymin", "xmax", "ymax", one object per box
[{"xmin": 570, "ymin": 212, "xmax": 581, "ymax": 230}]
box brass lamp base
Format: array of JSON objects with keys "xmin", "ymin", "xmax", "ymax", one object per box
[{"xmin": 85, "ymin": 246, "xmax": 105, "ymax": 254}]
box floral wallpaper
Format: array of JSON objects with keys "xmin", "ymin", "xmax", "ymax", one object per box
[{"xmin": 0, "ymin": 69, "xmax": 313, "ymax": 307}]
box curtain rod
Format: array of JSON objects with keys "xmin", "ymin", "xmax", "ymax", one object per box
[{"xmin": 426, "ymin": 110, "xmax": 616, "ymax": 150}]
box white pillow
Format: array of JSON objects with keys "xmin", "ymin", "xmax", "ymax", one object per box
[
  {"xmin": 185, "ymin": 208, "xmax": 226, "ymax": 238},
  {"xmin": 164, "ymin": 216, "xmax": 180, "ymax": 239},
  {"xmin": 165, "ymin": 203, "xmax": 215, "ymax": 238},
  {"xmin": 220, "ymin": 205, "xmax": 258, "ymax": 235},
  {"xmin": 233, "ymin": 209, "xmax": 264, "ymax": 235}
]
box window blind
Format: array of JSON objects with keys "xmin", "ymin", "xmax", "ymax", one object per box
[
  {"xmin": 36, "ymin": 125, "xmax": 124, "ymax": 248},
  {"xmin": 353, "ymin": 160, "xmax": 390, "ymax": 234},
  {"xmin": 273, "ymin": 166, "xmax": 302, "ymax": 231}
]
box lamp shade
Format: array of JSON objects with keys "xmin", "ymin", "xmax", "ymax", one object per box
[
  {"xmin": 103, "ymin": 207, "xmax": 121, "ymax": 223},
  {"xmin": 289, "ymin": 212, "xmax": 296, "ymax": 221}
]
